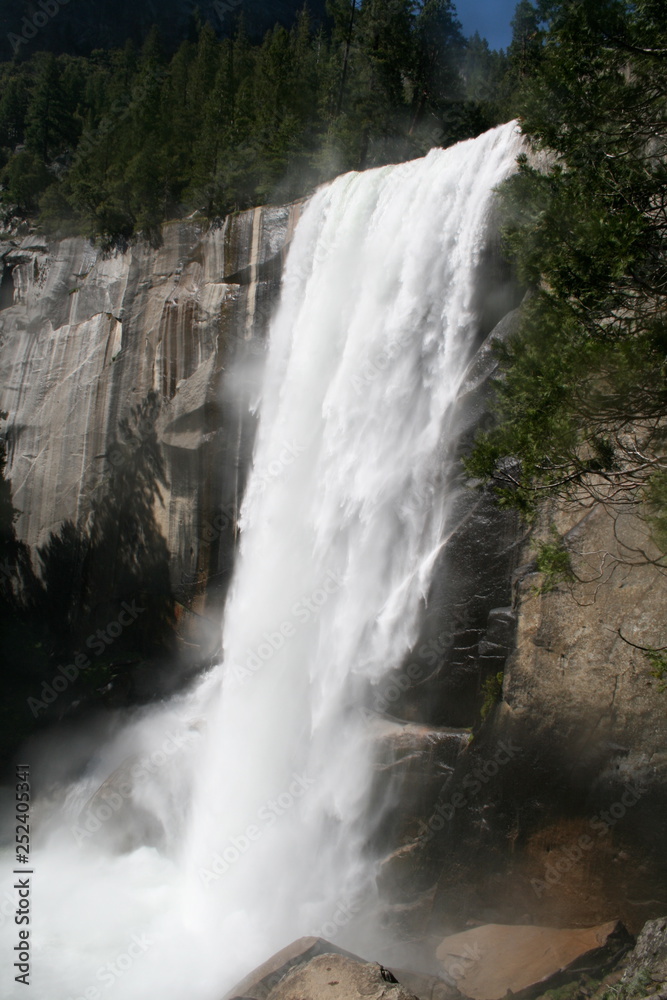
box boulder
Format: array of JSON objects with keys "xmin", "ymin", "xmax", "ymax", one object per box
[
  {"xmin": 435, "ymin": 920, "xmax": 632, "ymax": 1000},
  {"xmin": 223, "ymin": 942, "xmax": 460, "ymax": 1000},
  {"xmin": 264, "ymin": 953, "xmax": 419, "ymax": 1000},
  {"xmin": 223, "ymin": 938, "xmax": 360, "ymax": 1000}
]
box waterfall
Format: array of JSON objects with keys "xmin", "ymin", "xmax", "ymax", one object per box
[{"xmin": 0, "ymin": 121, "xmax": 522, "ymax": 1000}]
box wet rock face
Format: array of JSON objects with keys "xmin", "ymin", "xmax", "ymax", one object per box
[
  {"xmin": 384, "ymin": 309, "xmax": 526, "ymax": 731},
  {"xmin": 0, "ymin": 209, "xmax": 299, "ymax": 664},
  {"xmin": 373, "ymin": 500, "xmax": 667, "ymax": 945},
  {"xmin": 367, "ymin": 319, "xmax": 667, "ymax": 946},
  {"xmin": 361, "ymin": 309, "xmax": 530, "ymax": 953}
]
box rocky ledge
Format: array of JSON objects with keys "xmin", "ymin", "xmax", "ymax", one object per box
[{"xmin": 223, "ymin": 916, "xmax": 667, "ymax": 1000}]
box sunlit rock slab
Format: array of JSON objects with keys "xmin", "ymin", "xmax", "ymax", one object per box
[
  {"xmin": 0, "ymin": 208, "xmax": 298, "ymax": 632},
  {"xmin": 264, "ymin": 953, "xmax": 419, "ymax": 1000},
  {"xmin": 223, "ymin": 938, "xmax": 361, "ymax": 1000},
  {"xmin": 435, "ymin": 920, "xmax": 631, "ymax": 1000}
]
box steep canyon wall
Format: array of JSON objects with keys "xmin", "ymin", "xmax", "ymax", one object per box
[
  {"xmin": 1, "ymin": 189, "xmax": 666, "ymax": 951},
  {"xmin": 0, "ymin": 206, "xmax": 300, "ymax": 672}
]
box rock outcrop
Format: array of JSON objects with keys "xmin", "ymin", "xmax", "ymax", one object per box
[
  {"xmin": 263, "ymin": 954, "xmax": 419, "ymax": 1000},
  {"xmin": 221, "ymin": 922, "xmax": 641, "ymax": 1000},
  {"xmin": 369, "ymin": 498, "xmax": 667, "ymax": 950},
  {"xmin": 224, "ymin": 938, "xmax": 361, "ymax": 1000},
  {"xmin": 621, "ymin": 917, "xmax": 667, "ymax": 992},
  {"xmin": 436, "ymin": 920, "xmax": 631, "ymax": 1000}
]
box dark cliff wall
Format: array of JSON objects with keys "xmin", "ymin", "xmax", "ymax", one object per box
[{"xmin": 370, "ymin": 480, "xmax": 667, "ymax": 961}]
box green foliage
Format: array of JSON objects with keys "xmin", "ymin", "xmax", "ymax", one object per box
[
  {"xmin": 646, "ymin": 649, "xmax": 667, "ymax": 692},
  {"xmin": 0, "ymin": 5, "xmax": 511, "ymax": 243},
  {"xmin": 480, "ymin": 671, "xmax": 504, "ymax": 720},
  {"xmin": 3, "ymin": 150, "xmax": 51, "ymax": 212},
  {"xmin": 533, "ymin": 529, "xmax": 573, "ymax": 592},
  {"xmin": 538, "ymin": 974, "xmax": 603, "ymax": 1000},
  {"xmin": 507, "ymin": 1, "xmax": 544, "ymax": 81},
  {"xmin": 467, "ymin": 0, "xmax": 667, "ymax": 547},
  {"xmin": 647, "ymin": 471, "xmax": 667, "ymax": 554},
  {"xmin": 601, "ymin": 969, "xmax": 653, "ymax": 1000}
]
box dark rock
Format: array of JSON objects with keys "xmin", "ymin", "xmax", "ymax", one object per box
[{"xmin": 374, "ymin": 501, "xmax": 667, "ymax": 940}]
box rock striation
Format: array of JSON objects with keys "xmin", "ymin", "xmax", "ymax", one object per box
[
  {"xmin": 0, "ymin": 207, "xmax": 300, "ymax": 662},
  {"xmin": 370, "ymin": 498, "xmax": 667, "ymax": 950}
]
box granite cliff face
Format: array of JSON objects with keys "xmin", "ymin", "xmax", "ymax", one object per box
[
  {"xmin": 0, "ymin": 206, "xmax": 300, "ymax": 667},
  {"xmin": 371, "ymin": 494, "xmax": 667, "ymax": 956}
]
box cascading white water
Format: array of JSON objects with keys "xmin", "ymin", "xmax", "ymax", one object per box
[{"xmin": 0, "ymin": 121, "xmax": 522, "ymax": 1000}]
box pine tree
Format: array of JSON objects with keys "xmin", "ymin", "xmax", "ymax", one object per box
[
  {"xmin": 468, "ymin": 0, "xmax": 667, "ymax": 532},
  {"xmin": 25, "ymin": 54, "xmax": 72, "ymax": 161},
  {"xmin": 0, "ymin": 73, "xmax": 28, "ymax": 151},
  {"xmin": 507, "ymin": 1, "xmax": 543, "ymax": 80}
]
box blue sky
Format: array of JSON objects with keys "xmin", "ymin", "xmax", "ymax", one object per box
[{"xmin": 456, "ymin": 0, "xmax": 517, "ymax": 50}]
